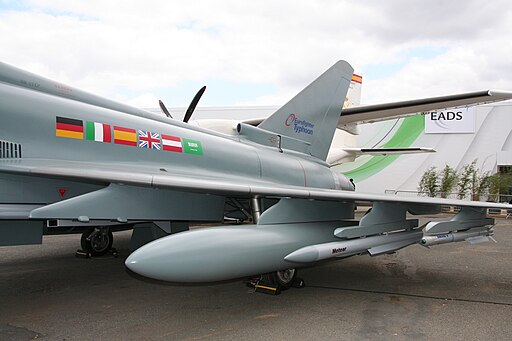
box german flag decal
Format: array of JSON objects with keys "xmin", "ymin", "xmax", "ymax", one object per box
[{"xmin": 56, "ymin": 116, "xmax": 84, "ymax": 139}]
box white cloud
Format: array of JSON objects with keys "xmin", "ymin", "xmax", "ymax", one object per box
[
  {"xmin": 126, "ymin": 92, "xmax": 159, "ymax": 108},
  {"xmin": 1, "ymin": 0, "xmax": 512, "ymax": 106}
]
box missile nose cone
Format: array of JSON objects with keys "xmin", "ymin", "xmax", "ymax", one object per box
[{"xmin": 284, "ymin": 246, "xmax": 319, "ymax": 263}]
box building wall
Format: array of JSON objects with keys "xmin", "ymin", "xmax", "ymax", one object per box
[{"xmin": 336, "ymin": 102, "xmax": 512, "ymax": 193}]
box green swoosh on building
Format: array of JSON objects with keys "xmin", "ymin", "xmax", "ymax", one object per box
[{"xmin": 341, "ymin": 114, "xmax": 425, "ymax": 182}]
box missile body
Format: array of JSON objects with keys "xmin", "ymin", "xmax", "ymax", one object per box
[
  {"xmin": 284, "ymin": 230, "xmax": 423, "ymax": 263},
  {"xmin": 420, "ymin": 228, "xmax": 493, "ymax": 247}
]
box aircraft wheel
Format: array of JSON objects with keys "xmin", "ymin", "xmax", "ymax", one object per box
[
  {"xmin": 81, "ymin": 228, "xmax": 113, "ymax": 257},
  {"xmin": 263, "ymin": 268, "xmax": 297, "ymax": 289}
]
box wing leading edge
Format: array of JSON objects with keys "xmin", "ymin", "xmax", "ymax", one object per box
[
  {"xmin": 338, "ymin": 89, "xmax": 512, "ymax": 125},
  {"xmin": 1, "ymin": 159, "xmax": 510, "ymax": 211}
]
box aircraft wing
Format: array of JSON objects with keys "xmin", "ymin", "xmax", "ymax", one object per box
[
  {"xmin": 338, "ymin": 89, "xmax": 512, "ymax": 125},
  {"xmin": 1, "ymin": 159, "xmax": 510, "ymax": 211},
  {"xmin": 239, "ymin": 90, "xmax": 512, "ymax": 129}
]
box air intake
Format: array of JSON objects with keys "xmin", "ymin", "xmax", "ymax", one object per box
[{"xmin": 0, "ymin": 140, "xmax": 22, "ymax": 159}]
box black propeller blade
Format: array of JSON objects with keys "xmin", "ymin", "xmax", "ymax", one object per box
[
  {"xmin": 183, "ymin": 86, "xmax": 206, "ymax": 123},
  {"xmin": 158, "ymin": 100, "xmax": 173, "ymax": 119}
]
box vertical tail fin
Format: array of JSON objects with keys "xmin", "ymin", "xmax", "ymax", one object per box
[{"xmin": 258, "ymin": 60, "xmax": 353, "ymax": 161}]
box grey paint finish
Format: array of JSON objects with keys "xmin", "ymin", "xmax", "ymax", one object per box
[
  {"xmin": 2, "ymin": 159, "xmax": 511, "ymax": 211},
  {"xmin": 0, "ymin": 79, "xmax": 336, "ymax": 192},
  {"xmin": 0, "ymin": 173, "xmax": 102, "ymax": 204},
  {"xmin": 259, "ymin": 60, "xmax": 353, "ymax": 160},
  {"xmin": 258, "ymin": 198, "xmax": 356, "ymax": 225},
  {"xmin": 0, "ymin": 220, "xmax": 43, "ymax": 246},
  {"xmin": 0, "ymin": 204, "xmax": 43, "ymax": 219},
  {"xmin": 30, "ymin": 184, "xmax": 225, "ymax": 221}
]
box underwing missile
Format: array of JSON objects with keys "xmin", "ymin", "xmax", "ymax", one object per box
[
  {"xmin": 284, "ymin": 230, "xmax": 423, "ymax": 263},
  {"xmin": 420, "ymin": 228, "xmax": 493, "ymax": 247}
]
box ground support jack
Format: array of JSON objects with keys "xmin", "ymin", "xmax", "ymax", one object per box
[
  {"xmin": 247, "ymin": 276, "xmax": 305, "ymax": 295},
  {"xmin": 254, "ymin": 280, "xmax": 281, "ymax": 295}
]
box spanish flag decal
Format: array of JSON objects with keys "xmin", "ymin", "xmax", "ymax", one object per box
[
  {"xmin": 351, "ymin": 74, "xmax": 363, "ymax": 84},
  {"xmin": 56, "ymin": 116, "xmax": 84, "ymax": 139},
  {"xmin": 113, "ymin": 126, "xmax": 137, "ymax": 146}
]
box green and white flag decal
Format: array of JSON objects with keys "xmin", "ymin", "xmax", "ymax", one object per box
[{"xmin": 182, "ymin": 138, "xmax": 203, "ymax": 155}]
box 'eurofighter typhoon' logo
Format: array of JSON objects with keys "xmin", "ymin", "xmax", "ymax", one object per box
[{"xmin": 285, "ymin": 113, "xmax": 315, "ymax": 135}]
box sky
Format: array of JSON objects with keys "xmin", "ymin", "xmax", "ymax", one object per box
[{"xmin": 1, "ymin": 0, "xmax": 512, "ymax": 111}]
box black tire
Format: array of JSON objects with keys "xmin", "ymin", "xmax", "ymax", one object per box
[
  {"xmin": 262, "ymin": 269, "xmax": 297, "ymax": 289},
  {"xmin": 80, "ymin": 229, "xmax": 113, "ymax": 257}
]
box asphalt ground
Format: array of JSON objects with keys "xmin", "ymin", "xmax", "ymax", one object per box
[{"xmin": 1, "ymin": 214, "xmax": 512, "ymax": 341}]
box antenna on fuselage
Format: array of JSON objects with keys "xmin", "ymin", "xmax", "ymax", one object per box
[
  {"xmin": 157, "ymin": 85, "xmax": 206, "ymax": 123},
  {"xmin": 183, "ymin": 86, "xmax": 206, "ymax": 123},
  {"xmin": 158, "ymin": 100, "xmax": 173, "ymax": 119}
]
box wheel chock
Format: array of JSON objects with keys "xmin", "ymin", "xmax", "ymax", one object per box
[{"xmin": 75, "ymin": 249, "xmax": 91, "ymax": 258}]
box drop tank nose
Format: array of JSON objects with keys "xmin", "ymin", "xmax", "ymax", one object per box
[{"xmin": 124, "ymin": 222, "xmax": 343, "ymax": 283}]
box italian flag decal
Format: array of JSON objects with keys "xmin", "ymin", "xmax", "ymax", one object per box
[{"xmin": 86, "ymin": 121, "xmax": 111, "ymax": 143}]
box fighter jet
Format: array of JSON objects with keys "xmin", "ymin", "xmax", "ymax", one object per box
[{"xmin": 0, "ymin": 60, "xmax": 511, "ymax": 289}]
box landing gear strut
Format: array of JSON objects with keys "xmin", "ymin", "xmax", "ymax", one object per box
[{"xmin": 80, "ymin": 227, "xmax": 113, "ymax": 257}]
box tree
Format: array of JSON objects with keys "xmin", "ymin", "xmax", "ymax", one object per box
[
  {"xmin": 488, "ymin": 173, "xmax": 512, "ymax": 202},
  {"xmin": 417, "ymin": 161, "xmax": 511, "ymax": 201},
  {"xmin": 457, "ymin": 161, "xmax": 476, "ymax": 200},
  {"xmin": 438, "ymin": 165, "xmax": 458, "ymax": 198},
  {"xmin": 418, "ymin": 166, "xmax": 439, "ymax": 197}
]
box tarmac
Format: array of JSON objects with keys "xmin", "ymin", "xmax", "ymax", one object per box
[{"xmin": 1, "ymin": 214, "xmax": 512, "ymax": 341}]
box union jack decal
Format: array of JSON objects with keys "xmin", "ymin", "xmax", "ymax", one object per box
[{"xmin": 138, "ymin": 130, "xmax": 161, "ymax": 150}]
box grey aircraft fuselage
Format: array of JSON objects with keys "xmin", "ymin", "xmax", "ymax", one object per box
[{"xmin": 0, "ymin": 80, "xmax": 350, "ymax": 208}]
